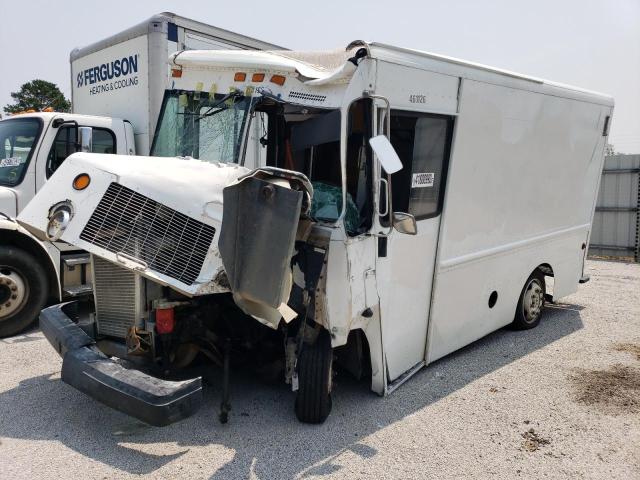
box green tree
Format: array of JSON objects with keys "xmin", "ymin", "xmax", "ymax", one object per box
[{"xmin": 4, "ymin": 79, "xmax": 71, "ymax": 114}]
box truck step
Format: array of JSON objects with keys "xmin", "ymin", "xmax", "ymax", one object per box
[
  {"xmin": 62, "ymin": 253, "xmax": 91, "ymax": 267},
  {"xmin": 63, "ymin": 284, "xmax": 93, "ymax": 297}
]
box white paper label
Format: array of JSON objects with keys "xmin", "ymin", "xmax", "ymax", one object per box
[
  {"xmin": 0, "ymin": 157, "xmax": 21, "ymax": 167},
  {"xmin": 411, "ymin": 172, "xmax": 435, "ymax": 188}
]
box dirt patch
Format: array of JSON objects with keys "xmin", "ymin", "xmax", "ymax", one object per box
[
  {"xmin": 613, "ymin": 342, "xmax": 640, "ymax": 361},
  {"xmin": 570, "ymin": 364, "xmax": 640, "ymax": 415},
  {"xmin": 520, "ymin": 428, "xmax": 550, "ymax": 452}
]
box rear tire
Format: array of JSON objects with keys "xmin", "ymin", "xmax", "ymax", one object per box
[
  {"xmin": 0, "ymin": 247, "xmax": 49, "ymax": 338},
  {"xmin": 511, "ymin": 270, "xmax": 546, "ymax": 330},
  {"xmin": 295, "ymin": 329, "xmax": 333, "ymax": 424}
]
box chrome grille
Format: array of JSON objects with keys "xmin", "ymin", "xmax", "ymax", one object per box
[
  {"xmin": 93, "ymin": 255, "xmax": 138, "ymax": 338},
  {"xmin": 80, "ymin": 182, "xmax": 216, "ymax": 286}
]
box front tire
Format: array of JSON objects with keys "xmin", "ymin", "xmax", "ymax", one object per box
[
  {"xmin": 511, "ymin": 270, "xmax": 546, "ymax": 330},
  {"xmin": 295, "ymin": 329, "xmax": 333, "ymax": 424},
  {"xmin": 0, "ymin": 247, "xmax": 49, "ymax": 338}
]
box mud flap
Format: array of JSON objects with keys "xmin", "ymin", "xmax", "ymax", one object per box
[{"xmin": 219, "ymin": 170, "xmax": 311, "ymax": 327}]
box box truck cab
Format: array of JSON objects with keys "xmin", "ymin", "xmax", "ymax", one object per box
[
  {"xmin": 19, "ymin": 42, "xmax": 612, "ymax": 426},
  {"xmin": 0, "ymin": 112, "xmax": 134, "ymax": 337}
]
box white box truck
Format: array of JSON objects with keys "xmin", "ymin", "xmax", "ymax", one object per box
[
  {"xmin": 19, "ymin": 41, "xmax": 613, "ymax": 426},
  {"xmin": 0, "ymin": 13, "xmax": 281, "ymax": 337}
]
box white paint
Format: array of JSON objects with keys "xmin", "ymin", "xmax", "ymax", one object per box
[{"xmin": 72, "ymin": 36, "xmax": 151, "ymax": 154}]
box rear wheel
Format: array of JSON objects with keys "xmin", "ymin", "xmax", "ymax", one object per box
[
  {"xmin": 295, "ymin": 329, "xmax": 333, "ymax": 424},
  {"xmin": 0, "ymin": 247, "xmax": 49, "ymax": 338},
  {"xmin": 511, "ymin": 270, "xmax": 546, "ymax": 330}
]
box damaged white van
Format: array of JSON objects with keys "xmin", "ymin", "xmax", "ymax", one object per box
[{"xmin": 18, "ymin": 42, "xmax": 613, "ymax": 426}]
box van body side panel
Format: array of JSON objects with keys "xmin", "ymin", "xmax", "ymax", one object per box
[
  {"xmin": 373, "ymin": 61, "xmax": 459, "ymax": 382},
  {"xmin": 426, "ymin": 79, "xmax": 610, "ymax": 364}
]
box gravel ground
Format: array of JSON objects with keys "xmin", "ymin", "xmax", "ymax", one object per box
[{"xmin": 0, "ymin": 259, "xmax": 638, "ymax": 479}]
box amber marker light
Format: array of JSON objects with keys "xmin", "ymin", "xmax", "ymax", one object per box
[
  {"xmin": 171, "ymin": 68, "xmax": 182, "ymax": 78},
  {"xmin": 251, "ymin": 73, "xmax": 265, "ymax": 82},
  {"xmin": 234, "ymin": 72, "xmax": 247, "ymax": 82},
  {"xmin": 72, "ymin": 174, "xmax": 91, "ymax": 190},
  {"xmin": 270, "ymin": 75, "xmax": 286, "ymax": 86}
]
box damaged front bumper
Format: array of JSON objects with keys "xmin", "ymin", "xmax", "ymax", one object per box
[{"xmin": 40, "ymin": 302, "xmax": 203, "ymax": 427}]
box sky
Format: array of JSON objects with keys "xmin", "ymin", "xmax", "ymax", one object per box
[{"xmin": 1, "ymin": 0, "xmax": 638, "ymax": 153}]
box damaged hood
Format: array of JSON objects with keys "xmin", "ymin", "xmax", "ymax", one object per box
[{"xmin": 18, "ymin": 153, "xmax": 312, "ymax": 328}]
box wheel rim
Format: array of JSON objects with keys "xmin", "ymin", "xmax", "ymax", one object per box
[
  {"xmin": 0, "ymin": 266, "xmax": 28, "ymax": 320},
  {"xmin": 522, "ymin": 278, "xmax": 544, "ymax": 323}
]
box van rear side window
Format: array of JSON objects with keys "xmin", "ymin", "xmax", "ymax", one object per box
[{"xmin": 389, "ymin": 111, "xmax": 453, "ymax": 220}]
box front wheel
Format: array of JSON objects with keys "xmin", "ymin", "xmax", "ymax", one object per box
[
  {"xmin": 295, "ymin": 329, "xmax": 333, "ymax": 424},
  {"xmin": 0, "ymin": 247, "xmax": 49, "ymax": 338},
  {"xmin": 511, "ymin": 270, "xmax": 546, "ymax": 330}
]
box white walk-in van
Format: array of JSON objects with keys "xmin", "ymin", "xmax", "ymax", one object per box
[
  {"xmin": 0, "ymin": 13, "xmax": 281, "ymax": 337},
  {"xmin": 19, "ymin": 42, "xmax": 613, "ymax": 426}
]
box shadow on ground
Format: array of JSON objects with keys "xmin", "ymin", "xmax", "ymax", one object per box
[{"xmin": 0, "ymin": 304, "xmax": 583, "ymax": 478}]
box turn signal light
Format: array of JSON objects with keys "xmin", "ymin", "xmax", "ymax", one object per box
[
  {"xmin": 72, "ymin": 174, "xmax": 91, "ymax": 190},
  {"xmin": 234, "ymin": 72, "xmax": 247, "ymax": 82},
  {"xmin": 270, "ymin": 74, "xmax": 286, "ymax": 86},
  {"xmin": 171, "ymin": 68, "xmax": 182, "ymax": 78},
  {"xmin": 251, "ymin": 73, "xmax": 265, "ymax": 82}
]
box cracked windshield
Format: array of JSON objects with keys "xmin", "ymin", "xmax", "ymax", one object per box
[{"xmin": 151, "ymin": 90, "xmax": 253, "ymax": 164}]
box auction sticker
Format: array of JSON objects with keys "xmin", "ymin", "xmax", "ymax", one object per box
[
  {"xmin": 0, "ymin": 157, "xmax": 21, "ymax": 167},
  {"xmin": 411, "ymin": 172, "xmax": 435, "ymax": 188}
]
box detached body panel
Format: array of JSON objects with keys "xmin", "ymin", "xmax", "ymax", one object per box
[{"xmin": 41, "ymin": 303, "xmax": 202, "ymax": 426}]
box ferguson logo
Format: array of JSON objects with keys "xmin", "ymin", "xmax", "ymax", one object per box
[{"xmin": 76, "ymin": 54, "xmax": 139, "ymax": 88}]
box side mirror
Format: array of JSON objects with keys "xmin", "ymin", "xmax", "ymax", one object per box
[
  {"xmin": 393, "ymin": 212, "xmax": 417, "ymax": 235},
  {"xmin": 78, "ymin": 126, "xmax": 93, "ymax": 153},
  {"xmin": 369, "ymin": 135, "xmax": 402, "ymax": 174}
]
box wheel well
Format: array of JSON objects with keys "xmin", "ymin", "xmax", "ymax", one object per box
[
  {"xmin": 536, "ymin": 263, "xmax": 554, "ymax": 297},
  {"xmin": 334, "ymin": 329, "xmax": 372, "ymax": 380},
  {"xmin": 0, "ymin": 230, "xmax": 60, "ymax": 302}
]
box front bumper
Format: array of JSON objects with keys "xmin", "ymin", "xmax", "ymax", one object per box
[{"xmin": 40, "ymin": 303, "xmax": 203, "ymax": 427}]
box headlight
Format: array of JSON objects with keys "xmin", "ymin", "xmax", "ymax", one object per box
[{"xmin": 46, "ymin": 202, "xmax": 73, "ymax": 241}]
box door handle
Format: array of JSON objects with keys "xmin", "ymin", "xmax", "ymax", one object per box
[{"xmin": 378, "ymin": 178, "xmax": 389, "ymax": 217}]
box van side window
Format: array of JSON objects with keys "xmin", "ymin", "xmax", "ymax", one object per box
[
  {"xmin": 46, "ymin": 127, "xmax": 116, "ymax": 178},
  {"xmin": 389, "ymin": 112, "xmax": 453, "ymax": 220},
  {"xmin": 345, "ymin": 98, "xmax": 373, "ymax": 235}
]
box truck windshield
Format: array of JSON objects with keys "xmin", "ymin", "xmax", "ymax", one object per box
[
  {"xmin": 151, "ymin": 90, "xmax": 253, "ymax": 164},
  {"xmin": 0, "ymin": 117, "xmax": 42, "ymax": 186}
]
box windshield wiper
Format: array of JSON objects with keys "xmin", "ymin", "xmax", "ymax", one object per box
[{"xmin": 197, "ymin": 90, "xmax": 245, "ymax": 120}]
